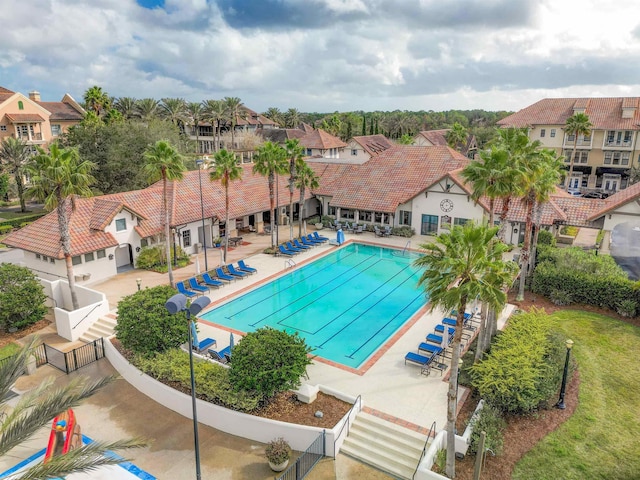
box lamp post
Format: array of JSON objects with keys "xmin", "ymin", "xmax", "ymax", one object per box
[
  {"xmin": 195, "ymin": 158, "xmax": 209, "ymax": 272},
  {"xmin": 556, "ymin": 339, "xmax": 574, "ymax": 409},
  {"xmin": 136, "ymin": 278, "xmax": 141, "ymax": 291},
  {"xmin": 172, "ymin": 227, "xmax": 177, "ymax": 266},
  {"xmin": 165, "ymin": 294, "xmax": 211, "ymax": 480}
]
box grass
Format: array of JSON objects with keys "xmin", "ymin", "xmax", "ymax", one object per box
[
  {"xmin": 513, "ymin": 310, "xmax": 640, "ymax": 480},
  {"xmin": 0, "ymin": 207, "xmax": 46, "ymax": 220},
  {"xmin": 0, "ymin": 342, "xmax": 22, "ymax": 360}
]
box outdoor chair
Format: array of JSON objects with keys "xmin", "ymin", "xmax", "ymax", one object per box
[
  {"xmin": 188, "ymin": 277, "xmax": 210, "ymax": 293},
  {"xmin": 355, "ymin": 225, "xmax": 364, "ymax": 234},
  {"xmin": 226, "ymin": 264, "xmax": 249, "ymax": 278},
  {"xmin": 384, "ymin": 226, "xmax": 392, "ymax": 237},
  {"xmin": 301, "ymin": 236, "xmax": 319, "ymax": 247},
  {"xmin": 286, "ymin": 241, "xmax": 304, "ymax": 253},
  {"xmin": 207, "ymin": 348, "xmax": 228, "ymax": 364},
  {"xmin": 404, "ymin": 351, "xmax": 441, "ymax": 376},
  {"xmin": 374, "ymin": 226, "xmax": 384, "ymax": 237},
  {"xmin": 293, "ymin": 239, "xmax": 311, "ymax": 250},
  {"xmin": 215, "ymin": 267, "xmax": 236, "ymax": 282},
  {"xmin": 202, "ymin": 272, "xmax": 225, "ymax": 287},
  {"xmin": 176, "ymin": 282, "xmax": 197, "ymax": 298},
  {"xmin": 278, "ymin": 245, "xmax": 296, "ymax": 256},
  {"xmin": 418, "ymin": 343, "xmax": 443, "ymax": 357},
  {"xmin": 238, "ymin": 260, "xmax": 257, "ymax": 274},
  {"xmin": 305, "ymin": 234, "xmax": 323, "ymax": 244},
  {"xmin": 193, "ymin": 337, "xmax": 216, "ymax": 353},
  {"xmin": 312, "ymin": 231, "xmax": 329, "ymax": 242}
]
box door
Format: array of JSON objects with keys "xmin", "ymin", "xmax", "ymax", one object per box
[
  {"xmin": 421, "ymin": 214, "xmax": 438, "ymax": 235},
  {"xmin": 568, "ymin": 176, "xmax": 581, "ymax": 189},
  {"xmin": 604, "ymin": 176, "xmax": 619, "ymax": 192}
]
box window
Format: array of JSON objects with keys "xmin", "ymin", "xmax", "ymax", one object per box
[
  {"xmin": 97, "ymin": 249, "xmax": 106, "ymax": 259},
  {"xmin": 360, "ymin": 211, "xmax": 373, "ymax": 222},
  {"xmin": 306, "ymin": 149, "xmax": 312, "ymax": 156},
  {"xmin": 440, "ymin": 215, "xmax": 452, "ymax": 230},
  {"xmin": 604, "ymin": 151, "xmax": 630, "ymax": 165},
  {"xmin": 564, "ymin": 150, "xmax": 589, "ymax": 164},
  {"xmin": 42, "ymin": 255, "xmax": 48, "ymax": 262},
  {"xmin": 18, "ymin": 101, "xmax": 24, "ymax": 110},
  {"xmin": 454, "ymin": 217, "xmax": 470, "ymax": 226},
  {"xmin": 399, "ymin": 210, "xmax": 411, "ymax": 226},
  {"xmin": 50, "ymin": 258, "xmax": 55, "ymax": 264},
  {"xmin": 72, "ymin": 255, "xmax": 82, "ymax": 265},
  {"xmin": 351, "ymin": 149, "xmax": 358, "ymax": 156},
  {"xmin": 36, "ymin": 254, "xmax": 41, "ymax": 260},
  {"xmin": 0, "ymin": 126, "xmax": 6, "ymax": 131},
  {"xmin": 51, "ymin": 124, "xmax": 61, "ymax": 136},
  {"xmin": 115, "ymin": 218, "xmax": 126, "ymax": 231},
  {"xmin": 140, "ymin": 239, "xmax": 148, "ymax": 248},
  {"xmin": 550, "ymin": 129, "xmax": 556, "ymax": 137},
  {"xmin": 328, "ymin": 206, "xmax": 336, "ymax": 216},
  {"xmin": 182, "ymin": 229, "xmax": 191, "ymax": 247},
  {"xmin": 540, "ymin": 129, "xmax": 546, "ymax": 137},
  {"xmin": 85, "ymin": 252, "xmax": 95, "ymax": 262},
  {"xmin": 340, "ymin": 209, "xmax": 355, "ymax": 220}
]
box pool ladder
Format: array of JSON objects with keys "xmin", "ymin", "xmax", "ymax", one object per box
[
  {"xmin": 402, "ymin": 240, "xmax": 411, "ymax": 256},
  {"xmin": 285, "ymin": 259, "xmax": 296, "ymax": 269}
]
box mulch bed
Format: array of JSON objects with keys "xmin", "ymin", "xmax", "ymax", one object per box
[{"xmin": 0, "ymin": 317, "xmax": 53, "ymax": 348}]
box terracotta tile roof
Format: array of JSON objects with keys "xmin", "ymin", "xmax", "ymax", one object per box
[
  {"xmin": 311, "ymin": 145, "xmax": 469, "ymax": 213},
  {"xmin": 351, "ymin": 135, "xmax": 394, "ymax": 156},
  {"xmin": 260, "ymin": 128, "xmax": 306, "ymax": 143},
  {"xmin": 0, "ymin": 86, "xmax": 14, "ymax": 94},
  {"xmin": 498, "ymin": 97, "xmax": 640, "ymax": 130},
  {"xmin": 587, "ymin": 181, "xmax": 640, "ymax": 220},
  {"xmin": 37, "ymin": 101, "xmax": 84, "ymax": 121},
  {"xmin": 553, "ymin": 197, "xmax": 607, "ymax": 227},
  {"xmin": 417, "ymin": 129, "xmax": 449, "ymax": 146},
  {"xmin": 300, "ymin": 129, "xmax": 347, "ymax": 150},
  {"xmin": 301, "ymin": 122, "xmax": 315, "ymax": 133},
  {"xmin": 236, "ymin": 107, "xmax": 277, "ymax": 127},
  {"xmin": 4, "ymin": 113, "xmax": 45, "ymax": 123}
]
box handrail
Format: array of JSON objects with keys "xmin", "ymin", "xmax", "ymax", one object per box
[
  {"xmin": 333, "ymin": 394, "xmax": 362, "ymax": 457},
  {"xmin": 72, "ymin": 302, "xmax": 103, "ymax": 329},
  {"xmin": 413, "ymin": 421, "xmax": 437, "ymax": 480},
  {"xmin": 402, "ymin": 240, "xmax": 411, "ymax": 255},
  {"xmin": 285, "ymin": 259, "xmax": 296, "ymax": 269}
]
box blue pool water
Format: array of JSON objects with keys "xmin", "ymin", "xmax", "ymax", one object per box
[{"xmin": 200, "ymin": 243, "xmax": 427, "ymax": 369}]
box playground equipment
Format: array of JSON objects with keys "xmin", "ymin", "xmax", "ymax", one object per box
[{"xmin": 43, "ymin": 409, "xmax": 82, "ymax": 463}]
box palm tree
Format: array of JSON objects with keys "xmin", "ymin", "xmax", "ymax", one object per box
[
  {"xmin": 563, "ymin": 113, "xmax": 592, "ymax": 191},
  {"xmin": 82, "ymin": 86, "xmax": 110, "ymax": 116},
  {"xmin": 26, "ymin": 142, "xmax": 95, "ymax": 310},
  {"xmin": 284, "ymin": 108, "xmax": 301, "ymax": 128},
  {"xmin": 516, "ymin": 149, "xmax": 563, "ymax": 301},
  {"xmin": 295, "ymin": 163, "xmax": 319, "ymax": 238},
  {"xmin": 209, "ymin": 149, "xmax": 242, "ymax": 262},
  {"xmin": 0, "ymin": 339, "xmax": 144, "ymax": 479},
  {"xmin": 159, "ymin": 98, "xmax": 187, "ymax": 128},
  {"xmin": 0, "ymin": 137, "xmax": 32, "ymax": 212},
  {"xmin": 263, "ymin": 107, "xmax": 284, "ymax": 127},
  {"xmin": 284, "ymin": 139, "xmax": 304, "ymax": 240},
  {"xmin": 413, "ymin": 222, "xmax": 515, "ymax": 478},
  {"xmin": 185, "ymin": 102, "xmax": 204, "ymax": 154},
  {"xmin": 202, "ymin": 99, "xmax": 226, "ymax": 152},
  {"xmin": 114, "ymin": 97, "xmax": 138, "ymax": 119},
  {"xmin": 223, "ymin": 97, "xmax": 246, "ymax": 149},
  {"xmin": 135, "ymin": 98, "xmax": 160, "ymax": 122},
  {"xmin": 446, "ymin": 122, "xmax": 468, "ymax": 152},
  {"xmin": 253, "ymin": 142, "xmax": 288, "ymax": 248},
  {"xmin": 142, "ymin": 140, "xmax": 185, "ymax": 288}
]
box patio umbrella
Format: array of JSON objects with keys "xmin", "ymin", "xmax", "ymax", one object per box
[
  {"xmin": 441, "ymin": 324, "xmax": 449, "ymax": 351},
  {"xmin": 337, "ymin": 228, "xmax": 345, "ymax": 245},
  {"xmin": 190, "ymin": 320, "xmax": 199, "ymax": 349},
  {"xmin": 229, "ymin": 332, "xmax": 235, "ymax": 353},
  {"xmin": 195, "ymin": 255, "xmax": 201, "ymax": 275}
]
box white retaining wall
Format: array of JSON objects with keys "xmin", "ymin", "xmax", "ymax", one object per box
[{"xmin": 104, "ymin": 340, "xmax": 359, "ymax": 456}]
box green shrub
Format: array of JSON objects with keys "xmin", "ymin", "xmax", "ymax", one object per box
[
  {"xmin": 321, "ymin": 215, "xmax": 335, "ymax": 227},
  {"xmin": 617, "ymin": 300, "xmax": 637, "ymax": 318},
  {"xmin": 391, "ymin": 226, "xmax": 415, "ymax": 237},
  {"xmin": 468, "ymin": 403, "xmax": 506, "ymax": 455},
  {"xmin": 560, "ymin": 225, "xmax": 579, "ymax": 236},
  {"xmin": 135, "ymin": 348, "xmax": 261, "ymax": 411},
  {"xmin": 135, "ymin": 245, "xmax": 188, "ymax": 271},
  {"xmin": 0, "ymin": 264, "xmax": 47, "ymax": 332},
  {"xmin": 537, "ymin": 229, "xmax": 556, "ymax": 246},
  {"xmin": 0, "ymin": 225, "xmax": 13, "ymax": 235},
  {"xmin": 229, "ymin": 327, "xmax": 313, "ymax": 401},
  {"xmin": 549, "ymin": 289, "xmax": 573, "ymax": 306},
  {"xmin": 470, "ymin": 309, "xmax": 566, "ymax": 413},
  {"xmin": 0, "ymin": 212, "xmax": 47, "ymax": 229},
  {"xmin": 115, "ymin": 285, "xmax": 189, "ymax": 356},
  {"xmin": 307, "ymin": 216, "xmax": 320, "ymax": 225}
]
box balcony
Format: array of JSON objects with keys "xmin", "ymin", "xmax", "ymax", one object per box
[
  {"xmin": 603, "ymin": 140, "xmax": 633, "ymax": 149},
  {"xmin": 15, "ymin": 132, "xmax": 44, "ymax": 143},
  {"xmin": 563, "ymin": 138, "xmax": 592, "ymax": 148}
]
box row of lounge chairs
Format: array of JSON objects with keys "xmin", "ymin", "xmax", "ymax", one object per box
[
  {"xmin": 277, "ymin": 233, "xmax": 329, "ymax": 256},
  {"xmin": 404, "ymin": 311, "xmax": 479, "ymax": 376},
  {"xmin": 176, "ymin": 260, "xmax": 258, "ymax": 297}
]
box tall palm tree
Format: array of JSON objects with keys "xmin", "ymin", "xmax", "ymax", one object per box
[
  {"xmin": 285, "ymin": 108, "xmax": 301, "ymax": 128},
  {"xmin": 295, "ymin": 163, "xmax": 319, "ymax": 238},
  {"xmin": 114, "ymin": 97, "xmax": 138, "ymax": 119},
  {"xmin": 263, "ymin": 107, "xmax": 284, "ymax": 127},
  {"xmin": 223, "ymin": 97, "xmax": 246, "ymax": 149},
  {"xmin": 82, "ymin": 86, "xmax": 110, "ymax": 117},
  {"xmin": 26, "ymin": 142, "xmax": 95, "ymax": 310},
  {"xmin": 209, "ymin": 149, "xmax": 242, "ymax": 262},
  {"xmin": 563, "ymin": 113, "xmax": 593, "ymax": 191},
  {"xmin": 0, "ymin": 137, "xmax": 32, "ymax": 212},
  {"xmin": 142, "ymin": 140, "xmax": 185, "ymax": 288},
  {"xmin": 0, "ymin": 340, "xmax": 144, "ymax": 480},
  {"xmin": 284, "ymin": 139, "xmax": 304, "ymax": 240},
  {"xmin": 186, "ymin": 102, "xmax": 204, "ymax": 154},
  {"xmin": 253, "ymin": 142, "xmax": 288, "ymax": 248},
  {"xmin": 516, "ymin": 149, "xmax": 563, "ymax": 301},
  {"xmin": 202, "ymin": 99, "xmax": 226, "ymax": 152},
  {"xmin": 446, "ymin": 122, "xmax": 468, "ymax": 152},
  {"xmin": 413, "ymin": 222, "xmax": 515, "ymax": 478},
  {"xmin": 159, "ymin": 98, "xmax": 187, "ymax": 128},
  {"xmin": 136, "ymin": 98, "xmax": 160, "ymax": 122}
]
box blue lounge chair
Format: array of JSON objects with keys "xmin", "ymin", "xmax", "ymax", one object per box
[
  {"xmin": 434, "ymin": 325, "xmax": 455, "ymax": 336},
  {"xmin": 176, "ymin": 282, "xmax": 197, "ymax": 298},
  {"xmin": 442, "ymin": 317, "xmax": 457, "ymax": 327},
  {"xmin": 227, "ymin": 264, "xmax": 248, "ymax": 278},
  {"xmin": 278, "ymin": 245, "xmax": 297, "ymax": 256},
  {"xmin": 238, "ymin": 260, "xmax": 257, "ymax": 274},
  {"xmin": 418, "ymin": 343, "xmax": 443, "ymax": 357},
  {"xmin": 201, "ymin": 273, "xmax": 224, "ymax": 288},
  {"xmin": 293, "ymin": 239, "xmax": 311, "ymax": 250},
  {"xmin": 188, "ymin": 277, "xmax": 210, "ymax": 293},
  {"xmin": 207, "ymin": 348, "xmax": 228, "ymax": 364},
  {"xmin": 405, "ymin": 351, "xmax": 431, "ymax": 366},
  {"xmin": 300, "ymin": 236, "xmax": 317, "ymax": 247},
  {"xmin": 286, "ymin": 241, "xmax": 303, "ymax": 253},
  {"xmin": 426, "ymin": 333, "xmax": 447, "ymax": 345},
  {"xmin": 313, "ymin": 231, "xmax": 329, "ymax": 242},
  {"xmin": 215, "ymin": 267, "xmax": 236, "ymax": 282},
  {"xmin": 193, "ymin": 337, "xmax": 216, "ymax": 353},
  {"xmin": 305, "ymin": 234, "xmax": 323, "ymax": 244}
]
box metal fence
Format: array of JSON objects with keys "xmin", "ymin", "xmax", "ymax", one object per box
[
  {"xmin": 1, "ymin": 339, "xmax": 104, "ymax": 375},
  {"xmin": 0, "ymin": 343, "xmax": 47, "ymax": 370},
  {"xmin": 276, "ymin": 430, "xmax": 325, "ymax": 480}
]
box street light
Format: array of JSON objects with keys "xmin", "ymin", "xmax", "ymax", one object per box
[
  {"xmin": 136, "ymin": 278, "xmax": 142, "ymax": 291},
  {"xmin": 165, "ymin": 293, "xmax": 211, "ymax": 480},
  {"xmin": 556, "ymin": 339, "xmax": 574, "ymax": 409},
  {"xmin": 195, "ymin": 158, "xmax": 208, "ymax": 272}
]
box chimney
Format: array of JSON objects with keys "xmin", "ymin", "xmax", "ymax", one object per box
[{"xmin": 29, "ymin": 91, "xmax": 41, "ymax": 102}]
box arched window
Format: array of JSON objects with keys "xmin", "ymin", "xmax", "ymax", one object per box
[{"xmin": 18, "ymin": 101, "xmax": 24, "ymax": 110}]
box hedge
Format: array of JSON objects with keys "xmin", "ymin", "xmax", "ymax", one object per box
[{"xmin": 0, "ymin": 213, "xmax": 47, "ymax": 229}]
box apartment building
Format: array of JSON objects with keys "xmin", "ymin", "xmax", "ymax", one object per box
[{"xmin": 498, "ymin": 97, "xmax": 640, "ymax": 193}]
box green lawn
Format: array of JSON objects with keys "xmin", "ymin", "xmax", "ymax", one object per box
[
  {"xmin": 0, "ymin": 342, "xmax": 21, "ymax": 360},
  {"xmin": 513, "ymin": 310, "xmax": 640, "ymax": 480},
  {"xmin": 0, "ymin": 207, "xmax": 45, "ymax": 220}
]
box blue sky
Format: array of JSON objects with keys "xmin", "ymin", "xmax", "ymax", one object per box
[{"xmin": 1, "ymin": 0, "xmax": 640, "ymax": 113}]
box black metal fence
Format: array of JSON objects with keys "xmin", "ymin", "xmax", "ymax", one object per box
[
  {"xmin": 1, "ymin": 339, "xmax": 104, "ymax": 375},
  {"xmin": 276, "ymin": 430, "xmax": 325, "ymax": 480},
  {"xmin": 0, "ymin": 343, "xmax": 47, "ymax": 370}
]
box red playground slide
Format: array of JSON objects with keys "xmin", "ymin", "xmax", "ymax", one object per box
[{"xmin": 43, "ymin": 409, "xmax": 82, "ymax": 464}]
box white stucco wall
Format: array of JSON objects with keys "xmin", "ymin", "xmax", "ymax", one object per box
[
  {"xmin": 21, "ymin": 249, "xmax": 117, "ymax": 285},
  {"xmin": 602, "ymin": 201, "xmax": 640, "ymax": 231}
]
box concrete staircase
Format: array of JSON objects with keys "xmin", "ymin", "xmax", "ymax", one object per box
[
  {"xmin": 79, "ymin": 314, "xmax": 117, "ymax": 343},
  {"xmin": 340, "ymin": 412, "xmax": 429, "ymax": 480}
]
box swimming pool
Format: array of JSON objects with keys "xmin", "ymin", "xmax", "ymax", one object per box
[{"xmin": 200, "ymin": 243, "xmax": 426, "ymax": 369}]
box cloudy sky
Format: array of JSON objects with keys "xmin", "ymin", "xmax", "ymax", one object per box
[{"xmin": 2, "ymin": 0, "xmax": 640, "ymax": 113}]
